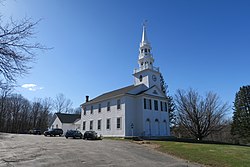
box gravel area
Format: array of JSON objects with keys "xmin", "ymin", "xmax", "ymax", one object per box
[{"xmin": 0, "ymin": 133, "xmax": 201, "ymax": 167}]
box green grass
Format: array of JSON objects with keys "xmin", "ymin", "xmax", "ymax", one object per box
[{"xmin": 151, "ymin": 141, "xmax": 250, "ymax": 167}]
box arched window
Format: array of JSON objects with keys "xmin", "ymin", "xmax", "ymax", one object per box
[
  {"xmin": 145, "ymin": 49, "xmax": 147, "ymax": 53},
  {"xmin": 163, "ymin": 120, "xmax": 166, "ymax": 123},
  {"xmin": 155, "ymin": 119, "xmax": 159, "ymax": 122},
  {"xmin": 139, "ymin": 75, "xmax": 143, "ymax": 82},
  {"xmin": 146, "ymin": 118, "xmax": 150, "ymax": 122}
]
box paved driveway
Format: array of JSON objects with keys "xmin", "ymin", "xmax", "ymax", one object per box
[{"xmin": 0, "ymin": 133, "xmax": 201, "ymax": 167}]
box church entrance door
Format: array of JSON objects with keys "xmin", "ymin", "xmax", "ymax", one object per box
[{"xmin": 145, "ymin": 119, "xmax": 151, "ymax": 136}]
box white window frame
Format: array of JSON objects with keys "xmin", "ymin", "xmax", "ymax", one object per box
[
  {"xmin": 97, "ymin": 119, "xmax": 102, "ymax": 130},
  {"xmin": 90, "ymin": 120, "xmax": 93, "ymax": 130},
  {"xmin": 117, "ymin": 117, "xmax": 122, "ymax": 129},
  {"xmin": 106, "ymin": 118, "xmax": 111, "ymax": 130}
]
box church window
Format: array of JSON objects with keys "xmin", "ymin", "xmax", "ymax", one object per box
[
  {"xmin": 141, "ymin": 62, "xmax": 143, "ymax": 66},
  {"xmin": 117, "ymin": 99, "xmax": 121, "ymax": 109},
  {"xmin": 82, "ymin": 121, "xmax": 86, "ymax": 130},
  {"xmin": 148, "ymin": 49, "xmax": 150, "ymax": 53},
  {"xmin": 90, "ymin": 120, "xmax": 93, "ymax": 130},
  {"xmin": 98, "ymin": 104, "xmax": 101, "ymax": 113},
  {"xmin": 164, "ymin": 102, "xmax": 168, "ymax": 112},
  {"xmin": 139, "ymin": 75, "xmax": 143, "ymax": 82},
  {"xmin": 117, "ymin": 117, "xmax": 121, "ymax": 129},
  {"xmin": 141, "ymin": 49, "xmax": 143, "ymax": 53},
  {"xmin": 154, "ymin": 100, "xmax": 158, "ymax": 111},
  {"xmin": 106, "ymin": 118, "xmax": 111, "ymax": 130},
  {"xmin": 149, "ymin": 99, "xmax": 152, "ymax": 109},
  {"xmin": 145, "ymin": 49, "xmax": 147, "ymax": 53},
  {"xmin": 160, "ymin": 101, "xmax": 163, "ymax": 111},
  {"xmin": 155, "ymin": 119, "xmax": 159, "ymax": 122},
  {"xmin": 144, "ymin": 98, "xmax": 152, "ymax": 110},
  {"xmin": 107, "ymin": 102, "xmax": 110, "ymax": 111},
  {"xmin": 90, "ymin": 106, "xmax": 93, "ymax": 114},
  {"xmin": 97, "ymin": 119, "xmax": 101, "ymax": 130},
  {"xmin": 83, "ymin": 107, "xmax": 86, "ymax": 115}
]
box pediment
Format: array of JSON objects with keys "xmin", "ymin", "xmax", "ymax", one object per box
[{"xmin": 142, "ymin": 86, "xmax": 166, "ymax": 98}]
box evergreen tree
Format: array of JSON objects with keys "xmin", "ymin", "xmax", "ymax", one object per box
[
  {"xmin": 160, "ymin": 74, "xmax": 176, "ymax": 127},
  {"xmin": 167, "ymin": 95, "xmax": 176, "ymax": 128},
  {"xmin": 231, "ymin": 85, "xmax": 250, "ymax": 143},
  {"xmin": 160, "ymin": 74, "xmax": 167, "ymax": 94}
]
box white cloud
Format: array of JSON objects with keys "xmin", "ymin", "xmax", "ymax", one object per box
[{"xmin": 21, "ymin": 84, "xmax": 44, "ymax": 91}]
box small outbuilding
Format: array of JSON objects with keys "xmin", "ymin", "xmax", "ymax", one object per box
[{"xmin": 49, "ymin": 113, "xmax": 81, "ymax": 135}]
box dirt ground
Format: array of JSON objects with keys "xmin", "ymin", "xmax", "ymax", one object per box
[{"xmin": 0, "ymin": 133, "xmax": 201, "ymax": 167}]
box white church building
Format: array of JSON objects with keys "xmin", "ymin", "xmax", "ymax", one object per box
[{"xmin": 80, "ymin": 24, "xmax": 170, "ymax": 137}]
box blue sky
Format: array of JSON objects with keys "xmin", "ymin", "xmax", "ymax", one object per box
[{"xmin": 1, "ymin": 0, "xmax": 250, "ymax": 116}]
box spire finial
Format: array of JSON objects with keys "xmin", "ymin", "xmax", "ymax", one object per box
[
  {"xmin": 141, "ymin": 20, "xmax": 149, "ymax": 44},
  {"xmin": 143, "ymin": 20, "xmax": 148, "ymax": 28}
]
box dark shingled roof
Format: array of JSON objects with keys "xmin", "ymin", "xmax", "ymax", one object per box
[
  {"xmin": 55, "ymin": 113, "xmax": 81, "ymax": 123},
  {"xmin": 83, "ymin": 85, "xmax": 139, "ymax": 105}
]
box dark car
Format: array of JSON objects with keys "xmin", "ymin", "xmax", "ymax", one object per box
[
  {"xmin": 29, "ymin": 129, "xmax": 41, "ymax": 135},
  {"xmin": 83, "ymin": 131, "xmax": 99, "ymax": 140},
  {"xmin": 44, "ymin": 128, "xmax": 63, "ymax": 137},
  {"xmin": 65, "ymin": 130, "xmax": 82, "ymax": 139}
]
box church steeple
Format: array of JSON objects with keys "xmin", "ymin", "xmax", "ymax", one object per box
[
  {"xmin": 141, "ymin": 23, "xmax": 149, "ymax": 45},
  {"xmin": 133, "ymin": 22, "xmax": 161, "ymax": 88},
  {"xmin": 138, "ymin": 22, "xmax": 154, "ymax": 71}
]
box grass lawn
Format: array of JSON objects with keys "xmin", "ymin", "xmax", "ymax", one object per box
[{"xmin": 151, "ymin": 141, "xmax": 250, "ymax": 167}]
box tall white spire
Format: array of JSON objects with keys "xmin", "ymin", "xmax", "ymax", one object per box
[
  {"xmin": 141, "ymin": 22, "xmax": 149, "ymax": 45},
  {"xmin": 138, "ymin": 21, "xmax": 154, "ymax": 69},
  {"xmin": 133, "ymin": 22, "xmax": 161, "ymax": 88}
]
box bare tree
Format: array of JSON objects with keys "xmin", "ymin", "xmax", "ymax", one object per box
[
  {"xmin": 53, "ymin": 93, "xmax": 73, "ymax": 113},
  {"xmin": 73, "ymin": 107, "xmax": 82, "ymax": 115},
  {"xmin": 65, "ymin": 99, "xmax": 73, "ymax": 113},
  {"xmin": 0, "ymin": 16, "xmax": 48, "ymax": 84},
  {"xmin": 175, "ymin": 89, "xmax": 229, "ymax": 140},
  {"xmin": 38, "ymin": 98, "xmax": 53, "ymax": 131},
  {"xmin": 0, "ymin": 82, "xmax": 12, "ymax": 131},
  {"xmin": 31, "ymin": 99, "xmax": 43, "ymax": 128}
]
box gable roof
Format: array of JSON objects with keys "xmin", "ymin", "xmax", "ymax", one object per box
[
  {"xmin": 55, "ymin": 113, "xmax": 81, "ymax": 123},
  {"xmin": 136, "ymin": 85, "xmax": 167, "ymax": 98},
  {"xmin": 82, "ymin": 85, "xmax": 139, "ymax": 105},
  {"xmin": 82, "ymin": 84, "xmax": 167, "ymax": 106}
]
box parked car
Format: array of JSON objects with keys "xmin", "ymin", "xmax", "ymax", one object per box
[
  {"xmin": 65, "ymin": 130, "xmax": 83, "ymax": 139},
  {"xmin": 83, "ymin": 131, "xmax": 101, "ymax": 140},
  {"xmin": 29, "ymin": 129, "xmax": 41, "ymax": 135},
  {"xmin": 44, "ymin": 128, "xmax": 63, "ymax": 137}
]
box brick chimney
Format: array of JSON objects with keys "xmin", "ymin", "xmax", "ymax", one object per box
[{"xmin": 85, "ymin": 96, "xmax": 89, "ymax": 102}]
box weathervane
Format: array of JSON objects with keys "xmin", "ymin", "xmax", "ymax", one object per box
[{"xmin": 143, "ymin": 20, "xmax": 148, "ymax": 28}]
